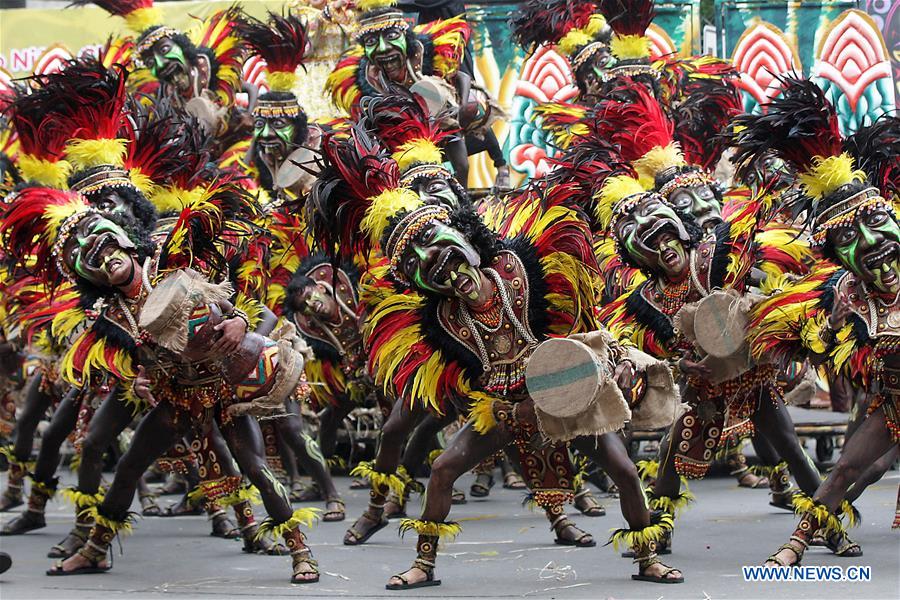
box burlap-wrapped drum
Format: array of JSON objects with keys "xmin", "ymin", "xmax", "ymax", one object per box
[
  {"xmin": 526, "ymin": 336, "xmax": 630, "ymax": 442},
  {"xmin": 139, "ymin": 270, "xmax": 307, "ymax": 416}
]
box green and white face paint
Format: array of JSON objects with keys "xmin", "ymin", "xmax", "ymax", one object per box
[
  {"xmin": 615, "ymin": 194, "xmax": 691, "ymax": 280},
  {"xmin": 254, "ymin": 115, "xmax": 296, "ymax": 167},
  {"xmin": 400, "ymin": 219, "xmax": 483, "ymax": 300},
  {"xmin": 410, "ymin": 177, "xmax": 460, "ymax": 208},
  {"xmin": 61, "ymin": 214, "xmax": 138, "ymax": 288},
  {"xmin": 829, "ymin": 206, "xmax": 900, "ymax": 294},
  {"xmin": 667, "ymin": 184, "xmax": 723, "ymax": 233},
  {"xmin": 360, "ymin": 26, "xmax": 408, "ymax": 83},
  {"xmin": 144, "ymin": 36, "xmax": 190, "ymax": 92}
]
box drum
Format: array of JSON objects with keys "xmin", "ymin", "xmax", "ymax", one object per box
[
  {"xmin": 274, "ymin": 146, "xmax": 317, "ymax": 193},
  {"xmin": 693, "ymin": 291, "xmax": 749, "ymax": 358},
  {"xmin": 139, "ymin": 270, "xmax": 306, "ymax": 413},
  {"xmin": 409, "ymin": 77, "xmax": 455, "ymax": 117},
  {"xmin": 525, "ymin": 335, "xmax": 631, "ymax": 442}
]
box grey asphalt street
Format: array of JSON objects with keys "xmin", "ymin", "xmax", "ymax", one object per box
[{"xmin": 0, "ymin": 469, "xmax": 897, "ymax": 600}]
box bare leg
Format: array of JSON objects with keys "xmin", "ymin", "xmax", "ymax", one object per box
[
  {"xmin": 752, "ymin": 390, "xmax": 821, "ymax": 496},
  {"xmin": 1, "ymin": 374, "xmax": 55, "ymax": 511},
  {"xmin": 845, "ymin": 446, "xmax": 899, "ymax": 504}
]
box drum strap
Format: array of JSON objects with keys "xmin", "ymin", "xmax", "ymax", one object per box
[{"xmin": 688, "ymin": 250, "xmax": 709, "ymax": 298}]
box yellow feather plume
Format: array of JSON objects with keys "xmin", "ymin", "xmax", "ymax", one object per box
[
  {"xmin": 467, "ymin": 392, "xmax": 497, "ymax": 434},
  {"xmin": 798, "ymin": 153, "xmax": 866, "ymax": 199},
  {"xmin": 18, "ymin": 154, "xmax": 70, "ymax": 188},
  {"xmin": 607, "ymin": 513, "xmax": 674, "ymax": 550},
  {"xmin": 636, "ymin": 459, "xmax": 659, "ymax": 481},
  {"xmin": 393, "ymin": 139, "xmax": 443, "ymax": 173},
  {"xmin": 596, "ymin": 175, "xmax": 647, "ymax": 230},
  {"xmin": 648, "ymin": 490, "xmax": 694, "ymax": 516},
  {"xmin": 65, "ymin": 138, "xmax": 128, "ymax": 170},
  {"xmin": 357, "ymin": 0, "xmax": 398, "ymax": 11},
  {"xmin": 558, "ymin": 30, "xmax": 592, "ymax": 57},
  {"xmin": 268, "ymin": 70, "xmax": 298, "ymax": 93},
  {"xmin": 60, "ymin": 487, "xmax": 105, "ymax": 508},
  {"xmin": 361, "ymin": 188, "xmax": 422, "ymax": 246},
  {"xmin": 611, "ymin": 34, "xmax": 651, "ymax": 60},
  {"xmin": 124, "ymin": 6, "xmax": 163, "ymax": 33},
  {"xmin": 254, "ymin": 507, "xmax": 320, "ymax": 540},
  {"xmin": 84, "ymin": 505, "xmax": 134, "ymax": 535},
  {"xmin": 792, "ymin": 494, "xmax": 845, "ymax": 536},
  {"xmin": 349, "ymin": 461, "xmax": 407, "ymax": 496},
  {"xmin": 584, "ymin": 14, "xmax": 607, "ymax": 36},
  {"xmin": 633, "ymin": 143, "xmax": 685, "ymax": 187}
]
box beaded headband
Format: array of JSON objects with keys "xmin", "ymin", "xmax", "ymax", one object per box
[
  {"xmin": 571, "ymin": 41, "xmax": 609, "ymax": 69},
  {"xmin": 356, "ymin": 11, "xmax": 408, "ymax": 40},
  {"xmin": 52, "ymin": 207, "xmax": 100, "ymax": 283},
  {"xmin": 399, "ymin": 163, "xmax": 453, "ymax": 187},
  {"xmin": 69, "ymin": 167, "xmax": 138, "ymax": 197},
  {"xmin": 604, "ymin": 62, "xmax": 659, "ymax": 81},
  {"xmin": 253, "ymin": 97, "xmax": 303, "ymax": 119},
  {"xmin": 385, "ymin": 205, "xmax": 450, "ymax": 283},
  {"xmin": 610, "ymin": 191, "xmax": 663, "ymax": 233},
  {"xmin": 656, "ymin": 168, "xmax": 717, "ymax": 200},
  {"xmin": 136, "ymin": 26, "xmax": 180, "ymax": 59},
  {"xmin": 811, "ymin": 187, "xmax": 888, "ymax": 246}
]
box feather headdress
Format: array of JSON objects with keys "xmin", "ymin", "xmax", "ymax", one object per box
[
  {"xmin": 69, "ymin": 0, "xmax": 164, "ymax": 35},
  {"xmin": 729, "ymin": 77, "xmax": 894, "ymax": 245},
  {"xmin": 598, "ymin": 0, "xmax": 657, "ymax": 76},
  {"xmin": 510, "ymin": 0, "xmax": 610, "ymax": 69}
]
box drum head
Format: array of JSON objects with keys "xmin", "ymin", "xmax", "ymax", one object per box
[
  {"xmin": 409, "ymin": 79, "xmax": 451, "ymax": 116},
  {"xmin": 275, "ymin": 147, "xmax": 315, "ymax": 190},
  {"xmin": 138, "ymin": 271, "xmax": 192, "ymax": 335},
  {"xmin": 694, "ymin": 291, "xmax": 748, "ymax": 358},
  {"xmin": 526, "ymin": 338, "xmax": 605, "ymax": 418}
]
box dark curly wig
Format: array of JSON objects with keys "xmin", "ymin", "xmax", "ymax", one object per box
[{"xmin": 67, "ymin": 168, "xmax": 158, "ymax": 232}]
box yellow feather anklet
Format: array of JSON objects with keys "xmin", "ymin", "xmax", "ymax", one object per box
[
  {"xmin": 254, "ymin": 508, "xmax": 320, "ymax": 541},
  {"xmin": 792, "ymin": 494, "xmax": 845, "ymax": 536},
  {"xmin": 398, "ymin": 518, "xmax": 462, "ymax": 540},
  {"xmin": 607, "ymin": 512, "xmax": 674, "ymax": 551},
  {"xmin": 350, "ymin": 461, "xmax": 406, "ymax": 496}
]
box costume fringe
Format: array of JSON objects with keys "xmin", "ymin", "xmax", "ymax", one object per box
[
  {"xmin": 751, "ymin": 460, "xmax": 787, "ymax": 478},
  {"xmin": 468, "ymin": 393, "xmax": 497, "ymax": 434},
  {"xmin": 398, "ymin": 518, "xmax": 461, "ymax": 540},
  {"xmin": 397, "ymin": 465, "xmax": 425, "ymax": 494},
  {"xmin": 60, "ymin": 487, "xmax": 105, "ymax": 508},
  {"xmin": 792, "ymin": 494, "xmax": 845, "ymax": 536},
  {"xmin": 327, "ymin": 456, "xmax": 348, "ymax": 470},
  {"xmin": 30, "ymin": 479, "xmax": 57, "ymax": 498},
  {"xmin": 648, "ymin": 490, "xmax": 694, "ymax": 516},
  {"xmin": 0, "ymin": 446, "xmax": 33, "ymax": 470},
  {"xmin": 427, "ymin": 449, "xmax": 443, "ymax": 466},
  {"xmin": 607, "ymin": 512, "xmax": 674, "ymax": 551},
  {"xmin": 84, "ymin": 506, "xmax": 136, "ymax": 535},
  {"xmin": 636, "ymin": 459, "xmax": 659, "ymax": 481},
  {"xmin": 349, "ymin": 461, "xmax": 406, "ymax": 496},
  {"xmin": 839, "ymin": 500, "xmax": 861, "ymax": 529},
  {"xmin": 254, "ymin": 508, "xmax": 320, "ymax": 540}
]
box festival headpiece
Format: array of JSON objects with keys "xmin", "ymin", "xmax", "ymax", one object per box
[
  {"xmin": 1, "ymin": 186, "xmax": 93, "ymax": 284},
  {"xmin": 30, "ymin": 60, "xmax": 134, "ymax": 197},
  {"xmin": 359, "ymin": 89, "xmax": 453, "ymax": 187},
  {"xmin": 308, "ymin": 123, "xmax": 421, "ymax": 261},
  {"xmin": 238, "ymin": 11, "xmax": 310, "ymax": 119},
  {"xmin": 3, "ymin": 81, "xmax": 72, "ymax": 188},
  {"xmin": 598, "ymin": 0, "xmax": 658, "ymax": 78},
  {"xmin": 730, "ymin": 78, "xmax": 898, "ymax": 246},
  {"xmin": 70, "ymin": 0, "xmax": 165, "ymax": 38},
  {"xmin": 510, "ymin": 0, "xmax": 610, "ymax": 70},
  {"xmin": 355, "ymin": 0, "xmax": 409, "ymax": 41}
]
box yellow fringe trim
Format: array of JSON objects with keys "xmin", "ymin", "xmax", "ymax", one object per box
[
  {"xmin": 607, "ymin": 513, "xmax": 674, "ymax": 551},
  {"xmin": 792, "ymin": 494, "xmax": 844, "ymax": 536},
  {"xmin": 839, "ymin": 500, "xmax": 860, "ymax": 528},
  {"xmin": 611, "ymin": 34, "xmax": 651, "ymax": 60},
  {"xmin": 18, "ymin": 154, "xmax": 70, "ymax": 188},
  {"xmin": 30, "ymin": 479, "xmax": 57, "ymax": 498},
  {"xmin": 427, "ymin": 449, "xmax": 443, "ymax": 465},
  {"xmin": 268, "ymin": 70, "xmax": 298, "ymax": 93},
  {"xmin": 798, "ymin": 154, "xmax": 866, "ymax": 199},
  {"xmin": 467, "ymin": 393, "xmax": 497, "ymax": 434},
  {"xmin": 124, "ymin": 6, "xmax": 163, "ymax": 33},
  {"xmin": 327, "ymin": 456, "xmax": 347, "ymax": 470},
  {"xmin": 648, "ymin": 490, "xmax": 694, "ymax": 516},
  {"xmin": 216, "ymin": 485, "xmax": 261, "ymax": 507},
  {"xmin": 254, "ymin": 507, "xmax": 320, "ymax": 540},
  {"xmin": 0, "ymin": 446, "xmax": 33, "ymax": 470},
  {"xmin": 84, "ymin": 506, "xmax": 134, "ymax": 535},
  {"xmin": 398, "ymin": 518, "xmax": 461, "ymax": 540},
  {"xmin": 349, "ymin": 461, "xmax": 406, "ymax": 496},
  {"xmin": 636, "ymin": 459, "xmax": 659, "ymax": 481},
  {"xmin": 572, "ymin": 455, "xmax": 589, "ymax": 490},
  {"xmin": 59, "ymin": 488, "xmax": 105, "ymax": 508},
  {"xmin": 65, "ymin": 138, "xmax": 127, "ymax": 170},
  {"xmin": 751, "ymin": 460, "xmax": 788, "ymax": 478}
]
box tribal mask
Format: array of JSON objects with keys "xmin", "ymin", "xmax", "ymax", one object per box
[
  {"xmin": 399, "ymin": 218, "xmax": 483, "ymax": 299},
  {"xmin": 143, "ymin": 36, "xmax": 191, "ymax": 92},
  {"xmin": 614, "ymin": 194, "xmax": 691, "ymax": 280},
  {"xmin": 361, "ymin": 26, "xmax": 409, "ymax": 83},
  {"xmin": 253, "ymin": 114, "xmax": 296, "ymax": 168},
  {"xmin": 408, "ymin": 176, "xmax": 462, "ymax": 208},
  {"xmin": 60, "ymin": 213, "xmax": 139, "ymax": 288},
  {"xmin": 292, "ymin": 282, "xmax": 339, "ymax": 319},
  {"xmin": 577, "ymin": 48, "xmax": 615, "ymax": 103},
  {"xmin": 666, "ymin": 183, "xmax": 723, "ymax": 233},
  {"xmin": 828, "ymin": 205, "xmax": 900, "ymax": 295}
]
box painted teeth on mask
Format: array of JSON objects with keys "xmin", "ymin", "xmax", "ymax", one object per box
[{"xmin": 865, "ymin": 246, "xmax": 898, "ymax": 269}]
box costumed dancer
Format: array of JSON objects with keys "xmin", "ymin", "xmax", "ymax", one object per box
[{"xmin": 729, "ymin": 79, "xmax": 899, "ymax": 565}]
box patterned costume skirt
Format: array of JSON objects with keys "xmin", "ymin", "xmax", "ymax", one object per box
[
  {"xmin": 674, "ymin": 365, "xmax": 778, "ymax": 479},
  {"xmin": 868, "ymin": 394, "xmax": 900, "ymax": 446}
]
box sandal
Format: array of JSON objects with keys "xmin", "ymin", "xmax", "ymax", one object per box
[
  {"xmin": 573, "ymin": 488, "xmax": 606, "ymax": 517},
  {"xmin": 0, "ymin": 510, "xmax": 46, "ymax": 535},
  {"xmin": 502, "ymin": 471, "xmax": 526, "ymax": 490},
  {"xmin": 451, "ymin": 488, "xmax": 467, "ymax": 505},
  {"xmin": 384, "ymin": 491, "xmax": 407, "ymax": 520},
  {"xmin": 386, "ymin": 567, "xmax": 441, "ymax": 590},
  {"xmin": 323, "ymin": 498, "xmax": 346, "ymax": 523},
  {"xmin": 348, "ymin": 478, "xmax": 369, "ymax": 490},
  {"xmin": 824, "ymin": 530, "xmax": 863, "ymax": 557},
  {"xmin": 209, "ymin": 510, "xmax": 240, "ymax": 539},
  {"xmin": 46, "ymin": 555, "xmax": 111, "ymax": 576},
  {"xmin": 160, "ymin": 494, "xmax": 202, "ymax": 517},
  {"xmin": 766, "ymin": 541, "xmax": 804, "ymax": 567},
  {"xmin": 0, "ymin": 488, "xmax": 23, "ymax": 512},
  {"xmin": 343, "ymin": 512, "xmax": 389, "ymax": 545},
  {"xmin": 47, "ymin": 528, "xmax": 88, "ymax": 559},
  {"xmin": 290, "ymin": 551, "xmax": 320, "ymax": 584},
  {"xmin": 769, "ymin": 491, "xmax": 797, "ymax": 512},
  {"xmin": 736, "ymin": 470, "xmax": 769, "ymax": 489},
  {"xmin": 139, "ymin": 492, "xmax": 161, "ymax": 517},
  {"xmin": 552, "ymin": 516, "xmax": 595, "ymax": 547},
  {"xmin": 292, "ymin": 483, "xmax": 322, "ymax": 503},
  {"xmin": 632, "ymin": 557, "xmax": 683, "ymax": 584},
  {"xmin": 470, "ymin": 473, "xmax": 493, "ymax": 498}
]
